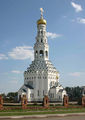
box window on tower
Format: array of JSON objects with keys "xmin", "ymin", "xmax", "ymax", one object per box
[
  {"xmin": 38, "ymin": 90, "xmax": 39, "ymax": 96},
  {"xmin": 41, "ymin": 38, "xmax": 43, "ymax": 43},
  {"xmin": 35, "ymin": 51, "xmax": 38, "ymax": 57},
  {"xmin": 39, "ymin": 50, "xmax": 43, "ymax": 57},
  {"xmin": 41, "ymin": 31, "xmax": 43, "ymax": 34},
  {"xmin": 45, "ymin": 51, "xmax": 48, "ymax": 57}
]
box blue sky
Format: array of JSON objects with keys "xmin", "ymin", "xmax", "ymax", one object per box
[{"xmin": 0, "ymin": 0, "xmax": 85, "ymax": 93}]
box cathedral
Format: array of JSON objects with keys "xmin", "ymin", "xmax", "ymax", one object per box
[{"xmin": 18, "ymin": 9, "xmax": 67, "ymax": 102}]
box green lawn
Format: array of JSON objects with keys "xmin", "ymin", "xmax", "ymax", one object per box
[{"xmin": 0, "ymin": 107, "xmax": 85, "ymax": 116}]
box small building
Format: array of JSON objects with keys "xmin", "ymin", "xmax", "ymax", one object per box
[{"xmin": 49, "ymin": 83, "xmax": 67, "ymax": 102}]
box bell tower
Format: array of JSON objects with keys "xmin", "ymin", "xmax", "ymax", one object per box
[{"xmin": 34, "ymin": 8, "xmax": 49, "ymax": 61}]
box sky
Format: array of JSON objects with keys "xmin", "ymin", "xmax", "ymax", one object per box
[{"xmin": 0, "ymin": 0, "xmax": 85, "ymax": 93}]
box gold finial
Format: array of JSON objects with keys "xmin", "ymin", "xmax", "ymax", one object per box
[
  {"xmin": 40, "ymin": 8, "xmax": 44, "ymax": 18},
  {"xmin": 37, "ymin": 8, "xmax": 46, "ymax": 25}
]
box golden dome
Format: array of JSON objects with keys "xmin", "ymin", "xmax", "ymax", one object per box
[{"xmin": 37, "ymin": 18, "xmax": 47, "ymax": 25}]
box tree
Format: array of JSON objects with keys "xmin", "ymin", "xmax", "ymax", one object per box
[{"xmin": 65, "ymin": 86, "xmax": 82, "ymax": 101}]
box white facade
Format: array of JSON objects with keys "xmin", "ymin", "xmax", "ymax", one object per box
[
  {"xmin": 18, "ymin": 10, "xmax": 67, "ymax": 102},
  {"xmin": 49, "ymin": 83, "xmax": 67, "ymax": 102}
]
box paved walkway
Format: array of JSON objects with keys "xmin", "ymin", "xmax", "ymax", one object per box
[{"xmin": 0, "ymin": 113, "xmax": 85, "ymax": 119}]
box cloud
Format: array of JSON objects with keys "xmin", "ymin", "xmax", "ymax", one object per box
[
  {"xmin": 62, "ymin": 16, "xmax": 67, "ymax": 18},
  {"xmin": 71, "ymin": 2, "xmax": 83, "ymax": 12},
  {"xmin": 71, "ymin": 18, "xmax": 85, "ymax": 24},
  {"xmin": 11, "ymin": 70, "xmax": 23, "ymax": 74},
  {"xmin": 77, "ymin": 18, "xmax": 85, "ymax": 24},
  {"xmin": 46, "ymin": 32, "xmax": 62, "ymax": 39},
  {"xmin": 8, "ymin": 46, "xmax": 34, "ymax": 60},
  {"xmin": 69, "ymin": 72, "xmax": 85, "ymax": 77},
  {"xmin": 9, "ymin": 79, "xmax": 19, "ymax": 84},
  {"xmin": 0, "ymin": 53, "xmax": 8, "ymax": 60}
]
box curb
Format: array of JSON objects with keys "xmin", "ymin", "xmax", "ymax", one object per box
[{"xmin": 0, "ymin": 113, "xmax": 85, "ymax": 119}]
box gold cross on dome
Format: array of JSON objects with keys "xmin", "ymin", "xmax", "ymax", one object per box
[{"xmin": 40, "ymin": 8, "xmax": 44, "ymax": 18}]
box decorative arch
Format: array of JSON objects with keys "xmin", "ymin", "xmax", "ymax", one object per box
[
  {"xmin": 45, "ymin": 51, "xmax": 48, "ymax": 57},
  {"xmin": 41, "ymin": 38, "xmax": 43, "ymax": 43},
  {"xmin": 41, "ymin": 30, "xmax": 43, "ymax": 34},
  {"xmin": 35, "ymin": 51, "xmax": 38, "ymax": 56},
  {"xmin": 39, "ymin": 50, "xmax": 44, "ymax": 57}
]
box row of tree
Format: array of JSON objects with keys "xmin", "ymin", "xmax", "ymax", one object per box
[
  {"xmin": 0, "ymin": 86, "xmax": 84, "ymax": 102},
  {"xmin": 1, "ymin": 92, "xmax": 18, "ymax": 103},
  {"xmin": 65, "ymin": 86, "xmax": 83, "ymax": 101}
]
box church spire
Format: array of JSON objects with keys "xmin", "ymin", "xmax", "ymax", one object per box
[
  {"xmin": 34, "ymin": 9, "xmax": 49, "ymax": 61},
  {"xmin": 37, "ymin": 8, "xmax": 47, "ymax": 25},
  {"xmin": 40, "ymin": 8, "xmax": 44, "ymax": 19}
]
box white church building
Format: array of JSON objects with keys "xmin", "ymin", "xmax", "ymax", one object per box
[{"xmin": 18, "ymin": 9, "xmax": 67, "ymax": 102}]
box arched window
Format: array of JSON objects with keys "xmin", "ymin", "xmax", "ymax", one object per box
[
  {"xmin": 40, "ymin": 50, "xmax": 43, "ymax": 57},
  {"xmin": 41, "ymin": 31, "xmax": 43, "ymax": 34},
  {"xmin": 43, "ymin": 90, "xmax": 44, "ymax": 96},
  {"xmin": 37, "ymin": 39, "xmax": 39, "ymax": 42},
  {"xmin": 38, "ymin": 90, "xmax": 39, "ymax": 96},
  {"xmin": 41, "ymin": 38, "xmax": 43, "ymax": 43},
  {"xmin": 45, "ymin": 51, "xmax": 48, "ymax": 57},
  {"xmin": 35, "ymin": 51, "xmax": 38, "ymax": 56}
]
